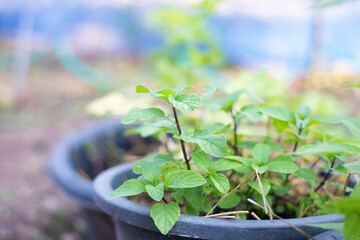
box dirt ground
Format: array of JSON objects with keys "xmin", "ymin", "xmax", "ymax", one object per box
[{"xmin": 0, "ymin": 61, "xmax": 103, "ymax": 240}]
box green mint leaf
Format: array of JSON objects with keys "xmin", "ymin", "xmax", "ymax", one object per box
[
  {"xmin": 295, "ymin": 142, "xmax": 360, "ymax": 155},
  {"xmin": 333, "ymin": 164, "xmax": 349, "ymax": 175},
  {"xmin": 293, "ymin": 128, "xmax": 309, "ymax": 140},
  {"xmin": 252, "ymin": 143, "xmax": 271, "ymax": 164},
  {"xmin": 182, "ymin": 128, "xmax": 195, "ymax": 137},
  {"xmin": 185, "ymin": 205, "xmax": 199, "ymax": 216},
  {"xmin": 206, "ymin": 90, "xmax": 244, "ymax": 112},
  {"xmin": 212, "ymin": 159, "xmax": 243, "ymax": 172},
  {"xmin": 294, "ymin": 168, "xmax": 317, "ymax": 181},
  {"xmin": 150, "ymin": 203, "xmax": 180, "ymax": 235},
  {"xmin": 240, "ymin": 104, "xmax": 263, "ymax": 120},
  {"xmin": 251, "ymin": 163, "xmax": 268, "ymax": 174},
  {"xmin": 273, "ymin": 118, "xmax": 290, "ymax": 132},
  {"xmin": 211, "ymin": 173, "xmax": 230, "ymax": 193},
  {"xmin": 136, "ymin": 85, "xmax": 150, "ymax": 93},
  {"xmin": 200, "ymin": 85, "xmax": 217, "ymax": 101},
  {"xmin": 151, "ymin": 88, "xmax": 174, "ymax": 97},
  {"xmin": 221, "ymin": 156, "xmax": 252, "ymax": 167},
  {"xmin": 200, "ymin": 122, "xmax": 227, "ymax": 133},
  {"xmin": 273, "ymin": 185, "xmax": 291, "ymax": 195},
  {"xmin": 133, "ymin": 154, "xmax": 175, "ymax": 175},
  {"xmin": 321, "ymin": 198, "xmax": 360, "ymax": 215},
  {"xmin": 171, "ymin": 189, "xmax": 184, "ymax": 204},
  {"xmin": 121, "ymin": 107, "xmax": 167, "ymax": 124},
  {"xmin": 173, "ymin": 85, "xmax": 192, "ymax": 96},
  {"xmin": 169, "ymin": 93, "xmax": 202, "ymax": 113},
  {"xmin": 295, "ymin": 114, "xmax": 310, "ymax": 129},
  {"xmin": 309, "ymin": 117, "xmax": 341, "ymax": 125},
  {"xmin": 344, "ymin": 161, "xmax": 360, "ymax": 174},
  {"xmin": 128, "ymin": 125, "xmax": 160, "ymax": 138},
  {"xmin": 218, "ymin": 192, "xmax": 241, "ymax": 209},
  {"xmin": 296, "ymin": 104, "xmax": 311, "ymax": 119},
  {"xmin": 164, "ymin": 170, "xmax": 206, "ymax": 188},
  {"xmin": 142, "ymin": 162, "xmax": 161, "ymax": 183},
  {"xmin": 248, "ymin": 178, "xmax": 271, "ymax": 196},
  {"xmin": 181, "ymin": 130, "xmax": 228, "ymax": 157},
  {"xmin": 335, "ymin": 154, "xmax": 347, "ymax": 162},
  {"xmin": 148, "ymin": 87, "xmax": 175, "ymax": 102},
  {"xmin": 260, "ymin": 106, "xmax": 295, "ymax": 122},
  {"xmin": 350, "ymin": 183, "xmax": 360, "ymax": 199},
  {"xmin": 234, "ymin": 165, "xmax": 253, "ymax": 175},
  {"xmin": 239, "ymin": 140, "xmax": 257, "ymax": 149},
  {"xmin": 191, "ymin": 150, "xmax": 212, "ymax": 171},
  {"xmin": 183, "ymin": 187, "xmax": 204, "ymax": 210},
  {"xmin": 193, "ymin": 131, "xmax": 228, "ymax": 157},
  {"xmin": 265, "ymin": 140, "xmax": 285, "ymax": 152},
  {"xmin": 145, "ymin": 182, "xmax": 164, "ymax": 201},
  {"xmin": 106, "ymin": 179, "xmax": 145, "ymax": 200},
  {"xmin": 267, "ymin": 155, "xmax": 299, "ymax": 174},
  {"xmin": 344, "ymin": 213, "xmax": 360, "ymax": 240},
  {"xmin": 342, "ymin": 117, "xmax": 360, "ymax": 136}
]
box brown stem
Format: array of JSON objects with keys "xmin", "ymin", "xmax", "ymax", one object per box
[
  {"xmin": 309, "ymin": 156, "xmax": 321, "ymax": 170},
  {"xmin": 231, "ymin": 109, "xmax": 239, "ymax": 155},
  {"xmin": 162, "ymin": 197, "xmax": 168, "ymax": 204},
  {"xmin": 275, "ymin": 194, "xmax": 297, "ymax": 205},
  {"xmin": 292, "ymin": 125, "xmax": 303, "ymax": 152},
  {"xmin": 342, "ymin": 173, "xmax": 351, "ymax": 196},
  {"xmin": 172, "ymin": 107, "xmax": 191, "ymax": 170},
  {"xmin": 315, "ymin": 158, "xmax": 336, "ymax": 192},
  {"xmin": 284, "ymin": 125, "xmax": 303, "ymax": 183}
]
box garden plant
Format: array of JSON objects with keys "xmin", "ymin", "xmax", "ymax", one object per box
[{"xmin": 106, "ymin": 85, "xmax": 360, "ymax": 239}]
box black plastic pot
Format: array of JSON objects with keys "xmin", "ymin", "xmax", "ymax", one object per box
[
  {"xmin": 48, "ymin": 120, "xmax": 156, "ymax": 240},
  {"xmin": 93, "ymin": 162, "xmax": 357, "ymax": 240}
]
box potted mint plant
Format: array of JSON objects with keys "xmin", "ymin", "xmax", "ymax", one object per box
[{"xmin": 93, "ymin": 85, "xmax": 359, "ymax": 240}]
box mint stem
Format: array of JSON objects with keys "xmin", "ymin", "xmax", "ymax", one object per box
[
  {"xmin": 172, "ymin": 107, "xmax": 191, "ymax": 170},
  {"xmin": 231, "ymin": 109, "xmax": 238, "ymax": 155},
  {"xmin": 315, "ymin": 158, "xmax": 335, "ymax": 192},
  {"xmin": 292, "ymin": 125, "xmax": 303, "ymax": 152},
  {"xmin": 285, "ymin": 125, "xmax": 303, "ymax": 184}
]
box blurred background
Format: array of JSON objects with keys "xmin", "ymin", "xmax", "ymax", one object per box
[{"xmin": 1, "ymin": 0, "xmax": 360, "ymax": 239}]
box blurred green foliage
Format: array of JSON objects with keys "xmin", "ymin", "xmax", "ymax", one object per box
[{"xmin": 148, "ymin": 0, "xmax": 223, "ymax": 87}]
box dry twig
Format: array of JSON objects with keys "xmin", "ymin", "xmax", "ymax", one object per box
[
  {"xmin": 214, "ymin": 216, "xmax": 237, "ymax": 219},
  {"xmin": 247, "ymin": 198, "xmax": 315, "ymax": 240},
  {"xmin": 206, "ymin": 172, "xmax": 255, "ymax": 216},
  {"xmin": 251, "ymin": 212, "xmax": 261, "ymax": 220},
  {"xmin": 206, "ymin": 211, "xmax": 249, "ymax": 218}
]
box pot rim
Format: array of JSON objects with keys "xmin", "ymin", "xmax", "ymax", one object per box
[
  {"xmin": 48, "ymin": 119, "xmax": 122, "ymax": 211},
  {"xmin": 93, "ymin": 161, "xmax": 348, "ymax": 238}
]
